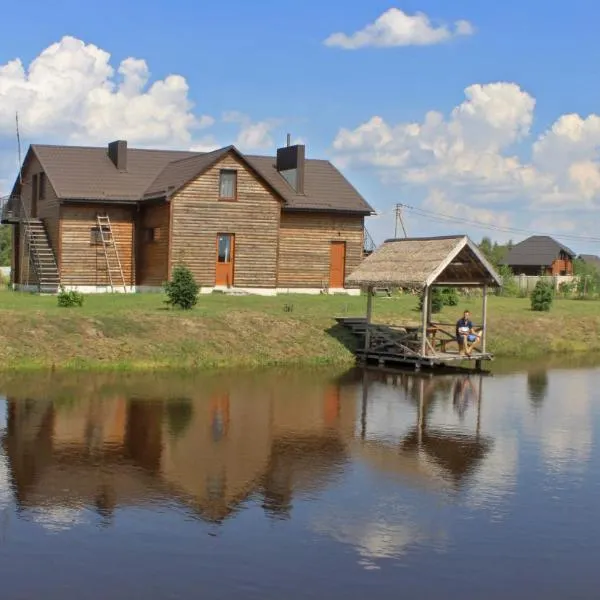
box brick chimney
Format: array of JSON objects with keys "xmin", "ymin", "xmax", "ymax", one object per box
[
  {"xmin": 276, "ymin": 138, "xmax": 305, "ymax": 194},
  {"xmin": 108, "ymin": 140, "xmax": 127, "ymax": 171}
]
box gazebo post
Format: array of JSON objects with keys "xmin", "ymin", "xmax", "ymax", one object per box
[
  {"xmin": 365, "ymin": 286, "xmax": 373, "ymax": 353},
  {"xmin": 421, "ymin": 285, "xmax": 429, "ymax": 356},
  {"xmin": 481, "ymin": 284, "xmax": 488, "ymax": 354}
]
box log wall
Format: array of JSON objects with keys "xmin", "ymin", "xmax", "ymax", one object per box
[
  {"xmin": 171, "ymin": 153, "xmax": 281, "ymax": 288},
  {"xmin": 60, "ymin": 205, "xmax": 135, "ymax": 287},
  {"xmin": 277, "ymin": 212, "xmax": 364, "ymax": 288},
  {"xmin": 136, "ymin": 202, "xmax": 170, "ymax": 286}
]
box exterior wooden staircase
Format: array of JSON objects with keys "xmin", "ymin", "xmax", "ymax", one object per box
[{"xmin": 24, "ymin": 218, "xmax": 60, "ymax": 294}]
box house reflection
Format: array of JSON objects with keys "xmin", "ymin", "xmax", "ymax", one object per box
[
  {"xmin": 0, "ymin": 369, "xmax": 493, "ymax": 527},
  {"xmin": 1, "ymin": 375, "xmax": 357, "ymax": 524}
]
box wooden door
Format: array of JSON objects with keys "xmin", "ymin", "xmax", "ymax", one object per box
[
  {"xmin": 329, "ymin": 241, "xmax": 346, "ymax": 288},
  {"xmin": 216, "ymin": 234, "xmax": 235, "ymax": 286}
]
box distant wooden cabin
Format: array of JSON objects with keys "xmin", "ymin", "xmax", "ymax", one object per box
[
  {"xmin": 1, "ymin": 141, "xmax": 373, "ymax": 294},
  {"xmin": 500, "ymin": 235, "xmax": 575, "ymax": 276}
]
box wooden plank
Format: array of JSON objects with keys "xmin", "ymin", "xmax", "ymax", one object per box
[
  {"xmin": 482, "ymin": 283, "xmax": 488, "ymax": 353},
  {"xmin": 61, "ymin": 205, "xmax": 135, "ymax": 286},
  {"xmin": 365, "ymin": 288, "xmax": 373, "ymax": 352},
  {"xmin": 171, "ymin": 152, "xmax": 281, "ymax": 288},
  {"xmin": 137, "ymin": 202, "xmax": 170, "ymax": 286},
  {"xmin": 278, "ymin": 212, "xmax": 364, "ymax": 288},
  {"xmin": 421, "ymin": 285, "xmax": 429, "ymax": 355}
]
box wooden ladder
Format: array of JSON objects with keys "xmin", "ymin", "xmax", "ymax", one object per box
[{"xmin": 96, "ymin": 215, "xmax": 127, "ymax": 292}]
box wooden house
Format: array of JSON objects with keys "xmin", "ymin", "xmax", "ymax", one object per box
[
  {"xmin": 500, "ymin": 235, "xmax": 575, "ymax": 276},
  {"xmin": 1, "ymin": 140, "xmax": 373, "ymax": 294}
]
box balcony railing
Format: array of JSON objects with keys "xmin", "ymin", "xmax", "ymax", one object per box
[
  {"xmin": 1, "ymin": 194, "xmax": 24, "ymax": 223},
  {"xmin": 364, "ymin": 226, "xmax": 376, "ymax": 256}
]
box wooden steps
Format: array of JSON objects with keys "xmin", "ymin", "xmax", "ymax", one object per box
[{"xmin": 24, "ymin": 219, "xmax": 60, "ymax": 294}]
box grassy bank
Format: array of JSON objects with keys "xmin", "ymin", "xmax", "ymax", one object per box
[{"xmin": 0, "ymin": 290, "xmax": 599, "ymax": 370}]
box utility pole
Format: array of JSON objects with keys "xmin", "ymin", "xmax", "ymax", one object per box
[{"xmin": 394, "ymin": 203, "xmax": 408, "ymax": 238}]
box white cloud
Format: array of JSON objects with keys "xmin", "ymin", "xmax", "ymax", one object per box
[
  {"xmin": 424, "ymin": 189, "xmax": 512, "ymax": 228},
  {"xmin": 189, "ymin": 136, "xmax": 220, "ymax": 153},
  {"xmin": 324, "ymin": 8, "xmax": 474, "ymax": 50},
  {"xmin": 0, "ymin": 36, "xmax": 209, "ymax": 147},
  {"xmin": 333, "ymin": 81, "xmax": 600, "ymax": 228},
  {"xmin": 223, "ymin": 111, "xmax": 280, "ymax": 151},
  {"xmin": 0, "ymin": 36, "xmax": 287, "ymax": 190}
]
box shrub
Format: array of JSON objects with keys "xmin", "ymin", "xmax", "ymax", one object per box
[
  {"xmin": 530, "ymin": 279, "xmax": 554, "ymax": 312},
  {"xmin": 164, "ymin": 265, "xmax": 199, "ymax": 310},
  {"xmin": 497, "ymin": 264, "xmax": 519, "ymax": 297},
  {"xmin": 57, "ymin": 286, "xmax": 84, "ymax": 307},
  {"xmin": 558, "ymin": 280, "xmax": 575, "ymax": 298},
  {"xmin": 418, "ymin": 288, "xmax": 444, "ymax": 314},
  {"xmin": 440, "ymin": 287, "xmax": 459, "ymax": 306}
]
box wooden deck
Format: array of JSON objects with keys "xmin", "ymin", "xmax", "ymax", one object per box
[{"xmin": 336, "ymin": 317, "xmax": 493, "ymax": 371}]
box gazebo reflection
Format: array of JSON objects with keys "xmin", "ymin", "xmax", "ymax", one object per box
[{"xmin": 356, "ymin": 370, "xmax": 492, "ymax": 490}]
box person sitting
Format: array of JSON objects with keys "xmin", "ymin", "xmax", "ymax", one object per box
[{"xmin": 456, "ymin": 310, "xmax": 480, "ymax": 356}]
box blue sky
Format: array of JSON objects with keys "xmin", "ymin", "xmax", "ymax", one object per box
[{"xmin": 1, "ymin": 1, "xmax": 600, "ymax": 252}]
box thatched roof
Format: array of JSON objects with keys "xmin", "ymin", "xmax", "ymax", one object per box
[{"xmin": 347, "ymin": 235, "xmax": 502, "ymax": 288}]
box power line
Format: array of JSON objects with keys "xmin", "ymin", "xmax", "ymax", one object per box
[{"xmin": 395, "ymin": 203, "xmax": 600, "ymax": 244}]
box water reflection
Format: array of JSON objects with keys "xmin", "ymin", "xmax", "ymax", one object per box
[
  {"xmin": 0, "ymin": 377, "xmax": 358, "ymax": 527},
  {"xmin": 0, "ymin": 371, "xmax": 497, "ymax": 529},
  {"xmin": 527, "ymin": 370, "xmax": 549, "ymax": 408},
  {"xmin": 358, "ymin": 371, "xmax": 491, "ymax": 490},
  {"xmin": 0, "ymin": 365, "xmax": 598, "ymax": 598}
]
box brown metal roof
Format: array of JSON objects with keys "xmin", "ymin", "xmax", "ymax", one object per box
[
  {"xmin": 26, "ymin": 143, "xmax": 373, "ymax": 214},
  {"xmin": 143, "ymin": 146, "xmax": 232, "ymax": 198},
  {"xmin": 500, "ymin": 235, "xmax": 576, "ymax": 267},
  {"xmin": 245, "ymin": 154, "xmax": 373, "ymax": 213},
  {"xmin": 32, "ymin": 145, "xmax": 197, "ymax": 201}
]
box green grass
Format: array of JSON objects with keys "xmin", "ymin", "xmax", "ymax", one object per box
[{"xmin": 0, "ymin": 288, "xmax": 598, "ymax": 370}]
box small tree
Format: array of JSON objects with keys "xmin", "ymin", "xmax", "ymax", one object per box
[
  {"xmin": 497, "ymin": 264, "xmax": 519, "ymax": 297},
  {"xmin": 57, "ymin": 286, "xmax": 84, "ymax": 307},
  {"xmin": 164, "ymin": 265, "xmax": 199, "ymax": 310},
  {"xmin": 573, "ymin": 258, "xmax": 600, "ymax": 299},
  {"xmin": 418, "ymin": 288, "xmax": 444, "ymax": 314},
  {"xmin": 530, "ymin": 279, "xmax": 554, "ymax": 312}
]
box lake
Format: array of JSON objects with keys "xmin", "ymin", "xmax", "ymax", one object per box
[{"xmin": 0, "ymin": 360, "xmax": 599, "ymax": 599}]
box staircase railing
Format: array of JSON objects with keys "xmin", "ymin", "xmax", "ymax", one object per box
[{"xmin": 1, "ymin": 192, "xmax": 48, "ymax": 292}]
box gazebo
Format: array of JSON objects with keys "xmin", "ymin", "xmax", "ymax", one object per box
[{"xmin": 343, "ymin": 235, "xmax": 502, "ymax": 370}]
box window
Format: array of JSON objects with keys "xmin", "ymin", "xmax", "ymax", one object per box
[
  {"xmin": 32, "ymin": 174, "xmax": 39, "ymax": 202},
  {"xmin": 39, "ymin": 172, "xmax": 46, "ymax": 200},
  {"xmin": 280, "ymin": 168, "xmax": 298, "ymax": 191},
  {"xmin": 219, "ymin": 169, "xmax": 237, "ymax": 200},
  {"xmin": 145, "ymin": 227, "xmax": 161, "ymax": 243},
  {"xmin": 217, "ymin": 234, "xmax": 233, "ymax": 263},
  {"xmin": 91, "ymin": 225, "xmax": 111, "ymax": 245}
]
